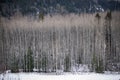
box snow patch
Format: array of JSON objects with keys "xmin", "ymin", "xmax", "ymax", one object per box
[
  {"xmin": 71, "ymin": 64, "xmax": 90, "ymax": 72},
  {"xmin": 0, "ymin": 72, "xmax": 120, "ymax": 80}
]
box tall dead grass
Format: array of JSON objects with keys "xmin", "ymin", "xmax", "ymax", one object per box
[{"xmin": 0, "ymin": 11, "xmax": 120, "ymax": 30}]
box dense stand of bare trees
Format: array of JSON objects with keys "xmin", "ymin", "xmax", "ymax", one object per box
[{"xmin": 0, "ymin": 12, "xmax": 120, "ymax": 73}]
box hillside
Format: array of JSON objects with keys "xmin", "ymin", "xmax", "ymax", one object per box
[{"xmin": 0, "ymin": 0, "xmax": 120, "ymax": 17}]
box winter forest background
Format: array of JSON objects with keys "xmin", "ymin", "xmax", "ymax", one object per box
[
  {"xmin": 0, "ymin": 11, "xmax": 120, "ymax": 74},
  {"xmin": 0, "ymin": 0, "xmax": 120, "ymax": 76}
]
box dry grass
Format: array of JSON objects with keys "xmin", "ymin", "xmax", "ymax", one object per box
[{"xmin": 0, "ymin": 11, "xmax": 120, "ymax": 30}]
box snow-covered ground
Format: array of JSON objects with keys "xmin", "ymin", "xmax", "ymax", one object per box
[{"xmin": 0, "ymin": 72, "xmax": 120, "ymax": 80}]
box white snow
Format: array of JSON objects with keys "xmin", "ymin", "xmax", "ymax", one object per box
[
  {"xmin": 0, "ymin": 72, "xmax": 120, "ymax": 80},
  {"xmin": 71, "ymin": 64, "xmax": 90, "ymax": 72}
]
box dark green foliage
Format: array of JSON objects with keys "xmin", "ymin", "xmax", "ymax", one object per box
[
  {"xmin": 92, "ymin": 53, "xmax": 97, "ymax": 72},
  {"xmin": 38, "ymin": 51, "xmax": 48, "ymax": 72},
  {"xmin": 24, "ymin": 47, "xmax": 34, "ymax": 72},
  {"xmin": 92, "ymin": 54, "xmax": 104, "ymax": 73},
  {"xmin": 64, "ymin": 55, "xmax": 71, "ymax": 72},
  {"xmin": 95, "ymin": 13, "xmax": 101, "ymax": 20},
  {"xmin": 39, "ymin": 13, "xmax": 44, "ymax": 21},
  {"xmin": 24, "ymin": 54, "xmax": 27, "ymax": 72},
  {"xmin": 95, "ymin": 58, "xmax": 104, "ymax": 73},
  {"xmin": 104, "ymin": 11, "xmax": 113, "ymax": 71},
  {"xmin": 77, "ymin": 55, "xmax": 82, "ymax": 64},
  {"xmin": 105, "ymin": 11, "xmax": 112, "ymax": 20},
  {"xmin": 41, "ymin": 52, "xmax": 48, "ymax": 72},
  {"xmin": 95, "ymin": 13, "xmax": 101, "ymax": 24},
  {"xmin": 11, "ymin": 53, "xmax": 19, "ymax": 73}
]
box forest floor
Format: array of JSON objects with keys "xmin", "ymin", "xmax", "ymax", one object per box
[{"xmin": 0, "ymin": 72, "xmax": 120, "ymax": 80}]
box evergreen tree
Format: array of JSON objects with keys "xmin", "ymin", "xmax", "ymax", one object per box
[
  {"xmin": 92, "ymin": 54, "xmax": 104, "ymax": 73},
  {"xmin": 92, "ymin": 53, "xmax": 97, "ymax": 72},
  {"xmin": 77, "ymin": 55, "xmax": 82, "ymax": 64},
  {"xmin": 24, "ymin": 47, "xmax": 34, "ymax": 72},
  {"xmin": 64, "ymin": 55, "xmax": 71, "ymax": 72},
  {"xmin": 11, "ymin": 53, "xmax": 19, "ymax": 73},
  {"xmin": 41, "ymin": 52, "xmax": 48, "ymax": 72},
  {"xmin": 24, "ymin": 54, "xmax": 27, "ymax": 72},
  {"xmin": 105, "ymin": 11, "xmax": 112, "ymax": 71},
  {"xmin": 38, "ymin": 13, "xmax": 44, "ymax": 21},
  {"xmin": 95, "ymin": 13, "xmax": 101, "ymax": 24}
]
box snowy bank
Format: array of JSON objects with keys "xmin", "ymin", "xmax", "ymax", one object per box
[{"xmin": 0, "ymin": 72, "xmax": 120, "ymax": 80}]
